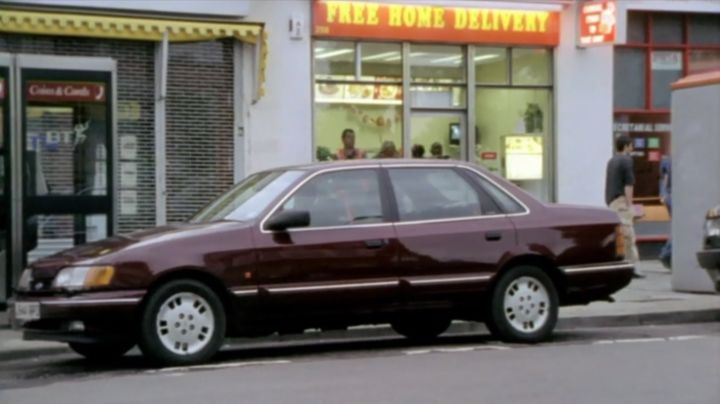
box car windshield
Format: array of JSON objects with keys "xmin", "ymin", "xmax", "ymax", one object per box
[{"xmin": 190, "ymin": 170, "xmax": 304, "ymax": 223}]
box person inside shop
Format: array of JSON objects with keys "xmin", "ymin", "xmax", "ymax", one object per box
[
  {"xmin": 430, "ymin": 142, "xmax": 448, "ymax": 159},
  {"xmin": 411, "ymin": 144, "xmax": 425, "ymax": 158},
  {"xmin": 605, "ymin": 135, "xmax": 643, "ymax": 279},
  {"xmin": 335, "ymin": 129, "xmax": 366, "ymax": 160},
  {"xmin": 377, "ymin": 141, "xmax": 399, "ymax": 158}
]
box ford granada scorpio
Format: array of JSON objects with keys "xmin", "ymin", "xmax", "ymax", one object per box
[{"xmin": 11, "ymin": 160, "xmax": 634, "ymax": 365}]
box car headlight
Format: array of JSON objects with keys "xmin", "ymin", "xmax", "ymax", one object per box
[
  {"xmin": 52, "ymin": 266, "xmax": 115, "ymax": 291},
  {"xmin": 16, "ymin": 269, "xmax": 33, "ymax": 291}
]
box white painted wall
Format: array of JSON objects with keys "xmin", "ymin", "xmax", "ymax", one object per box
[
  {"xmin": 554, "ymin": 1, "xmax": 614, "ymax": 207},
  {"xmin": 243, "ymin": 0, "xmax": 314, "ymax": 175}
]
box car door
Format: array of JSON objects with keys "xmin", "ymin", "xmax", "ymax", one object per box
[
  {"xmin": 251, "ymin": 167, "xmax": 400, "ymax": 324},
  {"xmin": 386, "ymin": 166, "xmax": 516, "ymax": 301}
]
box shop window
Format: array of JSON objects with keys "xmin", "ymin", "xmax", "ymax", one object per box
[
  {"xmin": 689, "ymin": 50, "xmax": 720, "ymax": 74},
  {"xmin": 409, "ymin": 44, "xmax": 465, "ymax": 83},
  {"xmin": 314, "ymin": 40, "xmax": 355, "ymax": 80},
  {"xmin": 410, "ymin": 86, "xmax": 466, "ymax": 109},
  {"xmin": 689, "ymin": 14, "xmax": 720, "ymax": 45},
  {"xmin": 651, "ymin": 51, "xmax": 682, "ymax": 109},
  {"xmin": 315, "ymin": 40, "xmax": 404, "ymax": 161},
  {"xmin": 614, "ymin": 48, "xmax": 646, "ymax": 109},
  {"xmin": 409, "ymin": 113, "xmax": 464, "ymax": 161},
  {"xmin": 475, "ymin": 88, "xmax": 552, "ymax": 202},
  {"xmin": 627, "ymin": 12, "xmax": 647, "ymax": 44},
  {"xmin": 651, "ymin": 14, "xmax": 683, "ymax": 44},
  {"xmin": 314, "ymin": 103, "xmax": 403, "ymax": 161},
  {"xmin": 511, "ymin": 48, "xmax": 551, "ymax": 86},
  {"xmin": 360, "ymin": 42, "xmax": 402, "ymax": 81},
  {"xmin": 474, "ymin": 47, "xmax": 508, "ymax": 85}
]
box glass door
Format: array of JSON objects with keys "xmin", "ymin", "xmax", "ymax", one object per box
[
  {"xmin": 409, "ymin": 112, "xmax": 465, "ymax": 160},
  {"xmin": 19, "ymin": 60, "xmax": 114, "ymax": 265}
]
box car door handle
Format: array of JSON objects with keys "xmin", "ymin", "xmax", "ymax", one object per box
[
  {"xmin": 364, "ymin": 239, "xmax": 387, "ymax": 249},
  {"xmin": 485, "ymin": 232, "xmax": 503, "ymax": 242}
]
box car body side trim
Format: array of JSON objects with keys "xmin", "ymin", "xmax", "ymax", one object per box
[
  {"xmin": 232, "ymin": 288, "xmax": 259, "ymax": 296},
  {"xmin": 264, "ymin": 280, "xmax": 399, "ymax": 294},
  {"xmin": 405, "ymin": 275, "xmax": 493, "ymax": 285},
  {"xmin": 41, "ymin": 298, "xmax": 142, "ymax": 306},
  {"xmin": 561, "ymin": 262, "xmax": 633, "ymax": 274}
]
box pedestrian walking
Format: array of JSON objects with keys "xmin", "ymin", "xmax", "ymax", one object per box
[
  {"xmin": 605, "ymin": 135, "xmax": 643, "ymax": 278},
  {"xmin": 659, "ymin": 155, "xmax": 672, "ymax": 269}
]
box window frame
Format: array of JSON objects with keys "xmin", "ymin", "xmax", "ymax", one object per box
[
  {"xmin": 615, "ymin": 11, "xmax": 720, "ymax": 115},
  {"xmin": 260, "ymin": 166, "xmax": 393, "ymax": 232}
]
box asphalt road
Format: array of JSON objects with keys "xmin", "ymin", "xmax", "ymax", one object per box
[{"xmin": 1, "ymin": 323, "xmax": 718, "ymax": 404}]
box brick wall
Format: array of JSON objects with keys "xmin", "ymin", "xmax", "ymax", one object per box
[
  {"xmin": 0, "ymin": 34, "xmax": 156, "ymax": 234},
  {"xmin": 165, "ymin": 40, "xmax": 235, "ymax": 223}
]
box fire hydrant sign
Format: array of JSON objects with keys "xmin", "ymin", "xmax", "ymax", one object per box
[
  {"xmin": 578, "ymin": 0, "xmax": 616, "ymax": 46},
  {"xmin": 313, "ymin": 0, "xmax": 560, "ymax": 46},
  {"xmin": 26, "ymin": 81, "xmax": 106, "ymax": 103}
]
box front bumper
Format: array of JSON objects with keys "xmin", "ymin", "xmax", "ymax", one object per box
[
  {"xmin": 10, "ymin": 290, "xmax": 146, "ymax": 343},
  {"xmin": 697, "ymin": 249, "xmax": 720, "ymax": 292}
]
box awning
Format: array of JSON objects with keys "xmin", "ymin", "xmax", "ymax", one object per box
[{"xmin": 0, "ymin": 8, "xmax": 267, "ymax": 96}]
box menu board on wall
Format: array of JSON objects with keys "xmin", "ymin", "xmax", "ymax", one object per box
[{"xmin": 504, "ymin": 135, "xmax": 543, "ymax": 180}]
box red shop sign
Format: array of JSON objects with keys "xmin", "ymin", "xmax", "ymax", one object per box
[
  {"xmin": 26, "ymin": 81, "xmax": 106, "ymax": 103},
  {"xmin": 578, "ymin": 0, "xmax": 616, "ymax": 46},
  {"xmin": 481, "ymin": 151, "xmax": 498, "ymax": 160}
]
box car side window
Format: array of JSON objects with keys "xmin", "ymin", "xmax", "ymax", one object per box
[
  {"xmin": 466, "ymin": 171, "xmax": 527, "ymax": 214},
  {"xmin": 280, "ymin": 169, "xmax": 385, "ymax": 228},
  {"xmin": 388, "ymin": 168, "xmax": 484, "ymax": 221}
]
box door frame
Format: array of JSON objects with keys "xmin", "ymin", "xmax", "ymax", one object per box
[
  {"xmin": 0, "ymin": 53, "xmax": 12, "ymax": 303},
  {"xmin": 407, "ymin": 110, "xmax": 468, "ymax": 161},
  {"xmin": 2, "ymin": 54, "xmax": 117, "ymax": 301}
]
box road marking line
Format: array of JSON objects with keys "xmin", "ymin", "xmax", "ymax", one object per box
[
  {"xmin": 149, "ymin": 359, "xmax": 291, "ymax": 374},
  {"xmin": 667, "ymin": 335, "xmax": 708, "ymax": 341},
  {"xmin": 404, "ymin": 345, "xmax": 511, "ymax": 356},
  {"xmin": 594, "ymin": 335, "xmax": 711, "ymax": 345},
  {"xmin": 436, "ymin": 347, "xmax": 476, "ymax": 353},
  {"xmin": 404, "ymin": 349, "xmax": 432, "ymax": 355}
]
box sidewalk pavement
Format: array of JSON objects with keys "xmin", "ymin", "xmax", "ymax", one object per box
[{"xmin": 1, "ymin": 261, "xmax": 718, "ymax": 362}]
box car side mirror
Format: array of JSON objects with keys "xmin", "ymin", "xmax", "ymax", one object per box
[{"xmin": 265, "ymin": 210, "xmax": 310, "ymax": 232}]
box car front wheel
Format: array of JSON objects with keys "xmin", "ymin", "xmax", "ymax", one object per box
[
  {"xmin": 486, "ymin": 265, "xmax": 559, "ymax": 343},
  {"xmin": 138, "ymin": 279, "xmax": 226, "ymax": 366}
]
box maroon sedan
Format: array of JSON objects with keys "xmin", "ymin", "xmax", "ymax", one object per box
[{"xmin": 11, "ymin": 160, "xmax": 633, "ymax": 365}]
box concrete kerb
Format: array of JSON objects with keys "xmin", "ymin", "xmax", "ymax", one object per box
[{"xmin": 1, "ymin": 308, "xmax": 718, "ymax": 363}]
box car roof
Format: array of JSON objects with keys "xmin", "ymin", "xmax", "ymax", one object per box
[{"xmin": 282, "ymin": 159, "xmax": 481, "ymax": 172}]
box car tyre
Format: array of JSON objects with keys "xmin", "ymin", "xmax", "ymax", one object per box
[
  {"xmin": 69, "ymin": 341, "xmax": 135, "ymax": 362},
  {"xmin": 138, "ymin": 279, "xmax": 226, "ymax": 366},
  {"xmin": 486, "ymin": 265, "xmax": 558, "ymax": 343},
  {"xmin": 391, "ymin": 315, "xmax": 451, "ymax": 342}
]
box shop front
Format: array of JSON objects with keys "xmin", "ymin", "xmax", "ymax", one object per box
[
  {"xmin": 0, "ymin": 5, "xmax": 265, "ymax": 305},
  {"xmin": 312, "ymin": 0, "xmax": 559, "ymax": 202},
  {"xmin": 613, "ymin": 10, "xmax": 720, "ymax": 238}
]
